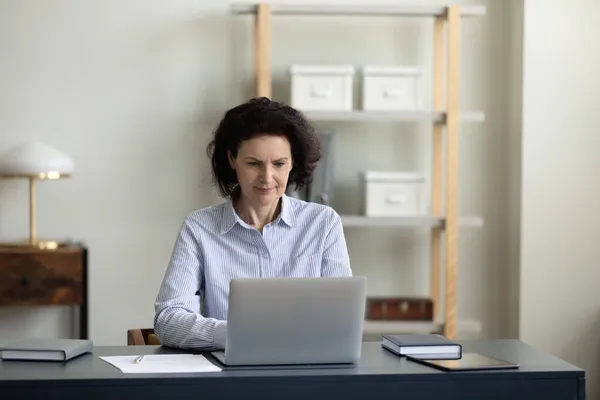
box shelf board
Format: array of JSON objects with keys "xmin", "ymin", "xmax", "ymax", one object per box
[
  {"xmin": 341, "ymin": 215, "xmax": 484, "ymax": 228},
  {"xmin": 363, "ymin": 320, "xmax": 444, "ymax": 336},
  {"xmin": 303, "ymin": 110, "xmax": 485, "ymax": 123},
  {"xmin": 362, "ymin": 319, "xmax": 482, "ymax": 340},
  {"xmin": 230, "ymin": 3, "xmax": 486, "ymax": 18}
]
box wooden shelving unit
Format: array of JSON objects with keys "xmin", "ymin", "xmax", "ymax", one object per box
[{"xmin": 230, "ymin": 3, "xmax": 486, "ymax": 340}]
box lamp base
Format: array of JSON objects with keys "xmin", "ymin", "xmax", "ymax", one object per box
[{"xmin": 0, "ymin": 239, "xmax": 70, "ymax": 250}]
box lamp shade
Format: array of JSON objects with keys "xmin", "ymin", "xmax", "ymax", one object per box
[{"xmin": 0, "ymin": 141, "xmax": 75, "ymax": 176}]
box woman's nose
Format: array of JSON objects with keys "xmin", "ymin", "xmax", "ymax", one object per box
[{"xmin": 260, "ymin": 165, "xmax": 274, "ymax": 183}]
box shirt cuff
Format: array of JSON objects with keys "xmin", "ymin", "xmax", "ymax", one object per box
[{"xmin": 213, "ymin": 321, "xmax": 227, "ymax": 350}]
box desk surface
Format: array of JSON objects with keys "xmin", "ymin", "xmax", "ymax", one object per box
[
  {"xmin": 0, "ymin": 339, "xmax": 584, "ymax": 381},
  {"xmin": 0, "ymin": 340, "xmax": 586, "ymax": 400}
]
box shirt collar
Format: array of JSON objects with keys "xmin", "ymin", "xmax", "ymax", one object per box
[
  {"xmin": 276, "ymin": 193, "xmax": 296, "ymax": 227},
  {"xmin": 220, "ymin": 199, "xmax": 238, "ymax": 234},
  {"xmin": 220, "ymin": 193, "xmax": 296, "ymax": 234}
]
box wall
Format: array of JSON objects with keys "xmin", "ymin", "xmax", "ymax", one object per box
[
  {"xmin": 0, "ymin": 0, "xmax": 511, "ymax": 346},
  {"xmin": 519, "ymin": 0, "xmax": 600, "ymax": 397}
]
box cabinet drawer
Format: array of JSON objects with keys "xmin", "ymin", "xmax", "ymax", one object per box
[{"xmin": 0, "ymin": 247, "xmax": 84, "ymax": 306}]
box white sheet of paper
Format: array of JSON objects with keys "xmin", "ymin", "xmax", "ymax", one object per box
[{"xmin": 100, "ymin": 354, "xmax": 222, "ymax": 374}]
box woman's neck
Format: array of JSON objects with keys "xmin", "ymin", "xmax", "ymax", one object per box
[{"xmin": 234, "ymin": 196, "xmax": 281, "ymax": 232}]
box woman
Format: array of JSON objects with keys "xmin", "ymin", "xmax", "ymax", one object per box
[{"xmin": 154, "ymin": 97, "xmax": 352, "ymax": 350}]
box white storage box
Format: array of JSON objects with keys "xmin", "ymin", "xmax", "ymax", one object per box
[
  {"xmin": 289, "ymin": 65, "xmax": 355, "ymax": 111},
  {"xmin": 361, "ymin": 66, "xmax": 422, "ymax": 111},
  {"xmin": 361, "ymin": 171, "xmax": 427, "ymax": 217}
]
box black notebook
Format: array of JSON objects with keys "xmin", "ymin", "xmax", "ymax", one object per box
[
  {"xmin": 0, "ymin": 338, "xmax": 93, "ymax": 361},
  {"xmin": 382, "ymin": 334, "xmax": 461, "ymax": 358}
]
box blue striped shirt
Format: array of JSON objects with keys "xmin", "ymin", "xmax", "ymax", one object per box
[{"xmin": 153, "ymin": 194, "xmax": 352, "ymax": 350}]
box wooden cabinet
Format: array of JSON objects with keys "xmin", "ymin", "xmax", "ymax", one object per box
[{"xmin": 0, "ymin": 244, "xmax": 88, "ymax": 339}]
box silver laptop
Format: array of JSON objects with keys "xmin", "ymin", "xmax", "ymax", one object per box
[{"xmin": 210, "ymin": 276, "xmax": 367, "ymax": 366}]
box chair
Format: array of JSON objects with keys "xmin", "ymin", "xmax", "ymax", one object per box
[{"xmin": 127, "ymin": 328, "xmax": 160, "ymax": 345}]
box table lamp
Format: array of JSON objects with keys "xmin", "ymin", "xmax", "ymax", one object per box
[{"xmin": 0, "ymin": 141, "xmax": 75, "ymax": 249}]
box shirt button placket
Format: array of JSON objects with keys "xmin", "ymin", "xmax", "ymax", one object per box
[
  {"xmin": 254, "ymin": 231, "xmax": 268, "ymax": 277},
  {"xmin": 256, "ymin": 230, "xmax": 271, "ymax": 277}
]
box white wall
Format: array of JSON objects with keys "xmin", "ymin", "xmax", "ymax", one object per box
[
  {"xmin": 0, "ymin": 0, "xmax": 511, "ymax": 346},
  {"xmin": 519, "ymin": 0, "xmax": 600, "ymax": 397}
]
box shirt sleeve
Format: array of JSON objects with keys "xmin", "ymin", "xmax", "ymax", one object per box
[
  {"xmin": 153, "ymin": 217, "xmax": 227, "ymax": 350},
  {"xmin": 321, "ymin": 209, "xmax": 353, "ymax": 277}
]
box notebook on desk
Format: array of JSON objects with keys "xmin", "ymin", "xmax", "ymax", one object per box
[
  {"xmin": 381, "ymin": 334, "xmax": 462, "ymax": 359},
  {"xmin": 0, "ymin": 338, "xmax": 93, "ymax": 361}
]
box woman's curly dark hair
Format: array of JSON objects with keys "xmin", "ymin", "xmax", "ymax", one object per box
[{"xmin": 206, "ymin": 97, "xmax": 322, "ymax": 198}]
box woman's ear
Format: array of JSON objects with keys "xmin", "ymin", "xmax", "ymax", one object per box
[{"xmin": 227, "ymin": 149, "xmax": 236, "ymax": 170}]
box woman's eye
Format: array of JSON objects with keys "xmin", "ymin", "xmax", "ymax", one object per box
[{"xmin": 274, "ymin": 162, "xmax": 285, "ymax": 167}]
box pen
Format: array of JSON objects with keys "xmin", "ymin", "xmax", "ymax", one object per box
[{"xmin": 134, "ymin": 355, "xmax": 144, "ymax": 364}]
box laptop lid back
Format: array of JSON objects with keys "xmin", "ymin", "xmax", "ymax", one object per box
[{"xmin": 224, "ymin": 276, "xmax": 367, "ymax": 365}]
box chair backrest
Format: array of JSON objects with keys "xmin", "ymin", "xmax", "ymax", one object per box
[{"xmin": 127, "ymin": 328, "xmax": 160, "ymax": 345}]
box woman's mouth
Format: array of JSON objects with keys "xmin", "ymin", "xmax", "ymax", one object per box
[{"xmin": 255, "ymin": 187, "xmax": 273, "ymax": 194}]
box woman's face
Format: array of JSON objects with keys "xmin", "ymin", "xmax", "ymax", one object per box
[{"xmin": 228, "ymin": 134, "xmax": 293, "ymax": 208}]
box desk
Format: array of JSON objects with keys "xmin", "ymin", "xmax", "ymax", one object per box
[{"xmin": 0, "ymin": 340, "xmax": 585, "ymax": 400}]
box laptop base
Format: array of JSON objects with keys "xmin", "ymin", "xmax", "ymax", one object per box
[{"xmin": 209, "ymin": 351, "xmax": 356, "ymax": 370}]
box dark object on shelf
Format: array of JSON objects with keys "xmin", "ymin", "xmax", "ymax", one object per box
[
  {"xmin": 366, "ymin": 296, "xmax": 433, "ymax": 321},
  {"xmin": 308, "ymin": 130, "xmax": 335, "ymax": 205},
  {"xmin": 287, "ymin": 130, "xmax": 335, "ymax": 205}
]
